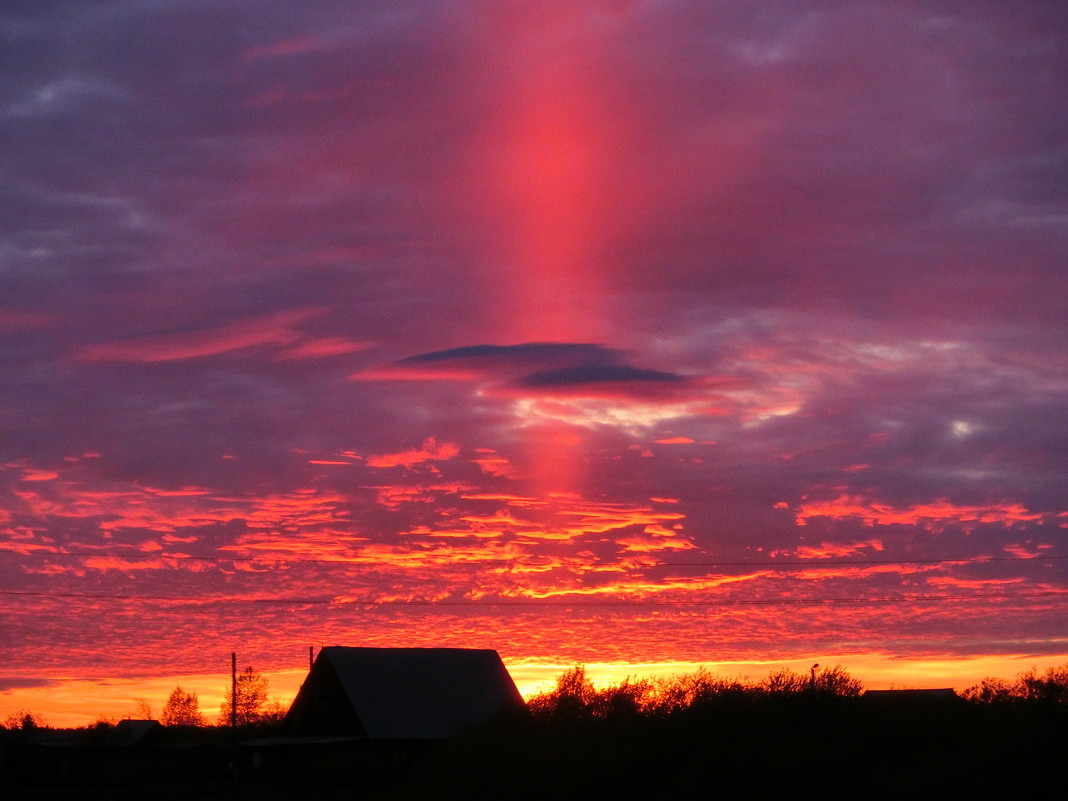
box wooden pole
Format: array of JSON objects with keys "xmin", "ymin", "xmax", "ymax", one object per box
[{"xmin": 231, "ymin": 652, "xmax": 237, "ymax": 730}]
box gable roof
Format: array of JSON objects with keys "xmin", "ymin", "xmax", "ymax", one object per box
[
  {"xmin": 283, "ymin": 647, "xmax": 525, "ymax": 740},
  {"xmin": 106, "ymin": 719, "xmax": 167, "ymax": 747}
]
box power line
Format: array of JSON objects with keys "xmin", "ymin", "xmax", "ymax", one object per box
[
  {"xmin": 0, "ymin": 588, "xmax": 1065, "ymax": 606},
  {"xmin": 4, "ymin": 550, "xmax": 1065, "ymax": 568},
  {"xmin": 669, "ymin": 556, "xmax": 1067, "ymax": 567}
]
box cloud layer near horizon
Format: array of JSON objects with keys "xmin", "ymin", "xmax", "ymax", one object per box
[{"xmin": 1, "ymin": 1, "xmax": 1066, "ymax": 690}]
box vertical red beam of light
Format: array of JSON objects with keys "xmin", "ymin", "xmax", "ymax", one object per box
[
  {"xmin": 484, "ymin": 5, "xmax": 618, "ymax": 344},
  {"xmin": 481, "ymin": 5, "xmax": 623, "ymax": 494}
]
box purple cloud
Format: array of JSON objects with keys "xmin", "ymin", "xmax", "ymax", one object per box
[{"xmin": 0, "ymin": 1, "xmax": 1065, "ymax": 721}]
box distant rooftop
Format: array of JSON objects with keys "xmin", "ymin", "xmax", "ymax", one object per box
[{"xmin": 861, "ymin": 688, "xmax": 959, "ymax": 704}]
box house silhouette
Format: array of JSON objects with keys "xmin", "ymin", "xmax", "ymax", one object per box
[
  {"xmin": 282, "ymin": 647, "xmax": 525, "ymax": 740},
  {"xmin": 860, "ymin": 688, "xmax": 960, "ymax": 706}
]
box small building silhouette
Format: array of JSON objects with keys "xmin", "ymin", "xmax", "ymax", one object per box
[
  {"xmin": 105, "ymin": 719, "xmax": 168, "ymax": 748},
  {"xmin": 282, "ymin": 647, "xmax": 525, "ymax": 740},
  {"xmin": 861, "ymin": 688, "xmax": 959, "ymax": 706}
]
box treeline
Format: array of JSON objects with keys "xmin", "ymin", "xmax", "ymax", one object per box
[
  {"xmin": 3, "ymin": 661, "xmax": 1068, "ymax": 733},
  {"xmin": 526, "ymin": 663, "xmax": 862, "ymax": 721},
  {"xmin": 376, "ymin": 662, "xmax": 1068, "ymax": 800},
  {"xmin": 0, "ymin": 664, "xmax": 288, "ymax": 733},
  {"xmin": 959, "ymin": 663, "xmax": 1068, "ymax": 704},
  {"xmin": 3, "ymin": 662, "xmax": 1067, "ymax": 799},
  {"xmin": 522, "ymin": 661, "xmax": 1068, "ymax": 722}
]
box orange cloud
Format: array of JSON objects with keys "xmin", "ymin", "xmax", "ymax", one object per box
[
  {"xmin": 794, "ymin": 539, "xmax": 885, "ymax": 559},
  {"xmin": 519, "ymin": 570, "xmax": 769, "ymax": 600},
  {"xmin": 794, "ymin": 495, "xmax": 1043, "ymax": 529},
  {"xmin": 617, "ymin": 532, "xmax": 696, "ymax": 553},
  {"xmin": 471, "ymin": 449, "xmax": 520, "ymax": 478},
  {"xmin": 366, "ymin": 438, "xmax": 460, "ymax": 468},
  {"xmin": 370, "ymin": 482, "xmax": 474, "ymax": 510},
  {"xmin": 81, "ymin": 555, "xmax": 164, "ymax": 572},
  {"xmin": 461, "ymin": 492, "xmax": 543, "ymax": 505},
  {"xmin": 0, "ymin": 526, "xmax": 57, "ymax": 555},
  {"xmin": 217, "ymin": 527, "xmax": 368, "ymax": 562},
  {"xmin": 927, "ymin": 575, "xmax": 1027, "ymax": 591},
  {"xmin": 1003, "ymin": 542, "xmax": 1053, "ymax": 559}
]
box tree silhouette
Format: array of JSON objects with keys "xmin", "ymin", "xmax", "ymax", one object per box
[
  {"xmin": 811, "ymin": 664, "xmax": 863, "ymax": 696},
  {"xmin": 261, "ymin": 697, "xmax": 289, "ymax": 724},
  {"xmin": 3, "ymin": 709, "xmax": 47, "ymax": 730},
  {"xmin": 161, "ymin": 686, "xmax": 205, "ymax": 727},
  {"xmin": 219, "ymin": 665, "xmax": 270, "ymax": 725},
  {"xmin": 528, "ymin": 663, "xmax": 866, "ymax": 723},
  {"xmin": 133, "ymin": 697, "xmax": 153, "ymax": 720},
  {"xmin": 761, "ymin": 664, "xmax": 861, "ymax": 696},
  {"xmin": 762, "ymin": 667, "xmax": 810, "ymax": 695},
  {"xmin": 527, "ymin": 665, "xmax": 596, "ymax": 720},
  {"xmin": 962, "ymin": 663, "xmax": 1068, "ymax": 704}
]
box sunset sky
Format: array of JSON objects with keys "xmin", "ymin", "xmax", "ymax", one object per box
[{"xmin": 2, "ymin": 1, "xmax": 1066, "ymax": 726}]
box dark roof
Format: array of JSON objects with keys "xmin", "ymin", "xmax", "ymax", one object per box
[
  {"xmin": 861, "ymin": 688, "xmax": 959, "ymax": 704},
  {"xmin": 106, "ymin": 719, "xmax": 167, "ymax": 747},
  {"xmin": 283, "ymin": 647, "xmax": 526, "ymax": 740}
]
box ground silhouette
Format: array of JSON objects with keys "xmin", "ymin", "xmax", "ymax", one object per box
[{"xmin": 3, "ymin": 663, "xmax": 1067, "ymax": 799}]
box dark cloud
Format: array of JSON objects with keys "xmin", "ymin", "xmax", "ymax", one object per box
[
  {"xmin": 514, "ymin": 364, "xmax": 686, "ymax": 388},
  {"xmin": 400, "ymin": 342, "xmax": 620, "ymax": 369},
  {"xmin": 500, "ymin": 365, "xmax": 695, "ymax": 403},
  {"xmin": 0, "ymin": 677, "xmax": 57, "ymax": 692},
  {"xmin": 359, "ymin": 342, "xmax": 624, "ymax": 383}
]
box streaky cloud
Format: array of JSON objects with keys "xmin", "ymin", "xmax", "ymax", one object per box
[
  {"xmin": 74, "ymin": 306, "xmax": 326, "ymax": 363},
  {"xmin": 400, "ymin": 342, "xmax": 620, "ymax": 366},
  {"xmin": 355, "ymin": 341, "xmax": 623, "ymax": 381}
]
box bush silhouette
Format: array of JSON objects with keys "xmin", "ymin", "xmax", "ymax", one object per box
[
  {"xmin": 527, "ymin": 663, "xmax": 862, "ymax": 724},
  {"xmin": 962, "ymin": 663, "xmax": 1068, "ymax": 705}
]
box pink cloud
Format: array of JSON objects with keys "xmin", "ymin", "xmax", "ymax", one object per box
[
  {"xmin": 276, "ymin": 337, "xmax": 370, "ymax": 360},
  {"xmin": 242, "ymin": 35, "xmax": 330, "ymax": 61},
  {"xmin": 0, "ymin": 310, "xmax": 51, "ymax": 329},
  {"xmin": 75, "ymin": 307, "xmax": 325, "ymax": 363},
  {"xmin": 794, "ymin": 495, "xmax": 1043, "ymax": 529},
  {"xmin": 20, "ymin": 469, "xmax": 58, "ymax": 482}
]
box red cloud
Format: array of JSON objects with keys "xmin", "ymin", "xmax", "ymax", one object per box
[
  {"xmin": 794, "ymin": 539, "xmax": 885, "ymax": 559},
  {"xmin": 276, "ymin": 337, "xmax": 370, "ymax": 360},
  {"xmin": 794, "ymin": 495, "xmax": 1042, "ymax": 529},
  {"xmin": 75, "ymin": 307, "xmax": 325, "ymax": 363},
  {"xmin": 366, "ymin": 438, "xmax": 461, "ymax": 468}
]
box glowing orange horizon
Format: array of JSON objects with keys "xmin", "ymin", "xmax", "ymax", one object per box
[{"xmin": 7, "ymin": 652, "xmax": 1068, "ymax": 730}]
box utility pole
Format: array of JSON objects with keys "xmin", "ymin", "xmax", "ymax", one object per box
[
  {"xmin": 229, "ymin": 651, "xmax": 238, "ymax": 782},
  {"xmin": 231, "ymin": 652, "xmax": 238, "ymax": 730},
  {"xmin": 309, "ymin": 645, "xmax": 314, "ymax": 672}
]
